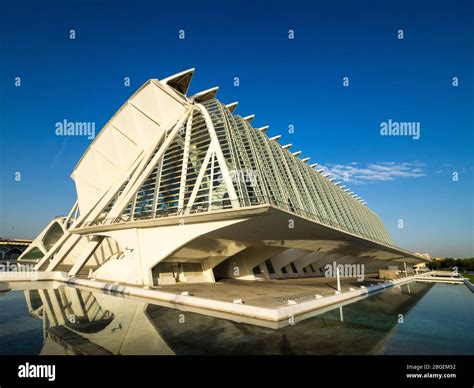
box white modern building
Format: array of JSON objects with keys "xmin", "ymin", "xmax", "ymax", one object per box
[{"xmin": 19, "ymin": 69, "xmax": 427, "ymax": 286}]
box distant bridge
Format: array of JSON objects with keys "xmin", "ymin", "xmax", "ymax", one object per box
[{"xmin": 0, "ymin": 239, "xmax": 32, "ymax": 260}]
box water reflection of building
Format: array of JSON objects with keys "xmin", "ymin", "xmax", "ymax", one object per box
[
  {"xmin": 24, "ymin": 282, "xmax": 433, "ymax": 355},
  {"xmin": 25, "ymin": 287, "xmax": 173, "ymax": 355}
]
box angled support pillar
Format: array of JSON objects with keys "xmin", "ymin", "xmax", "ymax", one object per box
[
  {"xmin": 35, "ymin": 233, "xmax": 78, "ymax": 271},
  {"xmin": 64, "ymin": 201, "xmax": 79, "ymax": 229},
  {"xmin": 67, "ymin": 289, "xmax": 89, "ymax": 319},
  {"xmin": 304, "ymin": 252, "xmax": 344, "ymax": 275},
  {"xmin": 269, "ymin": 248, "xmax": 311, "ymax": 278},
  {"xmin": 196, "ymin": 103, "xmax": 240, "ymax": 208},
  {"xmin": 184, "ymin": 143, "xmax": 214, "ymax": 214},
  {"xmin": 213, "ymin": 244, "xmax": 286, "ymax": 280},
  {"xmin": 106, "ymin": 109, "xmax": 192, "ymax": 219},
  {"xmin": 178, "ymin": 111, "xmax": 193, "ymax": 210},
  {"xmin": 47, "ymin": 289, "xmax": 68, "ymax": 326},
  {"xmin": 68, "ymin": 236, "xmax": 104, "ymax": 276},
  {"xmin": 44, "ymin": 234, "xmax": 83, "ymax": 271},
  {"xmin": 293, "ymin": 251, "xmax": 327, "ymax": 276},
  {"xmin": 37, "ymin": 289, "xmax": 59, "ymax": 327}
]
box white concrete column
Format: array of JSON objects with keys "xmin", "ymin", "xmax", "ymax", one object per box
[
  {"xmin": 95, "ymin": 218, "xmax": 247, "ymax": 286},
  {"xmin": 213, "ymin": 244, "xmax": 286, "ymax": 280},
  {"xmin": 68, "ymin": 237, "xmax": 103, "ymax": 276},
  {"xmin": 269, "ymin": 248, "xmax": 311, "ymax": 278}
]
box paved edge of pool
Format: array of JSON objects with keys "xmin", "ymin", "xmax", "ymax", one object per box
[
  {"xmin": 0, "ymin": 272, "xmax": 431, "ymax": 323},
  {"xmin": 0, "ymin": 282, "xmax": 11, "ymax": 292},
  {"xmin": 464, "ymin": 278, "xmax": 474, "ymax": 292}
]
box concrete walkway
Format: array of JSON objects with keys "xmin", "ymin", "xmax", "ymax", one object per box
[{"xmin": 155, "ymin": 276, "xmax": 386, "ymax": 308}]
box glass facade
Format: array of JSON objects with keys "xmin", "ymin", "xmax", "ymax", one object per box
[{"xmin": 91, "ymin": 97, "xmax": 394, "ymax": 247}]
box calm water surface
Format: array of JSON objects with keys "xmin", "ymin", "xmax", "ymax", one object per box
[{"xmin": 0, "ymin": 281, "xmax": 472, "ymax": 355}]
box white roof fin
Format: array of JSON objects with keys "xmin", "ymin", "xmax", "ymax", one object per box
[
  {"xmin": 225, "ymin": 102, "xmax": 238, "ymax": 113},
  {"xmin": 243, "ymin": 114, "xmax": 255, "ymax": 123},
  {"xmin": 191, "ymin": 86, "xmax": 219, "ymax": 103},
  {"xmin": 162, "ymin": 68, "xmax": 195, "ymax": 95}
]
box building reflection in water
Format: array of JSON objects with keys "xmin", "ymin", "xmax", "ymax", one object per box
[
  {"xmin": 25, "ymin": 287, "xmax": 174, "ymax": 355},
  {"xmin": 23, "ymin": 282, "xmax": 433, "ymax": 355}
]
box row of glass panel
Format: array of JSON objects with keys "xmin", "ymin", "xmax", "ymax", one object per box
[
  {"xmin": 201, "ymin": 99, "xmax": 393, "ymax": 246},
  {"xmin": 90, "ymin": 99, "xmax": 393, "ymax": 247}
]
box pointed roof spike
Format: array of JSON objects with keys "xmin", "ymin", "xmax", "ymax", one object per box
[
  {"xmin": 191, "ymin": 86, "xmax": 219, "ymax": 103},
  {"xmin": 301, "ymin": 157, "xmax": 310, "ymax": 163},
  {"xmin": 335, "ymin": 182, "xmax": 342, "ymax": 186},
  {"xmin": 322, "ymin": 173, "xmax": 331, "ymax": 178},
  {"xmin": 344, "ymin": 188, "xmax": 350, "ymax": 192},
  {"xmin": 269, "ymin": 135, "xmax": 281, "ymax": 141},
  {"xmin": 225, "ymin": 101, "xmax": 239, "ymax": 113},
  {"xmin": 282, "ymin": 143, "xmax": 292, "ymax": 150},
  {"xmin": 317, "ymin": 168, "xmax": 324, "ymax": 173},
  {"xmin": 162, "ymin": 68, "xmax": 195, "ymax": 95},
  {"xmin": 257, "ymin": 125, "xmax": 269, "ymax": 133},
  {"xmin": 292, "ymin": 151, "xmax": 302, "ymax": 156},
  {"xmin": 329, "ymin": 177, "xmax": 336, "ymax": 181},
  {"xmin": 339, "ymin": 185, "xmax": 346, "ymax": 188},
  {"xmin": 243, "ymin": 114, "xmax": 255, "ymax": 123},
  {"xmin": 310, "ymin": 163, "xmax": 317, "ymax": 168}
]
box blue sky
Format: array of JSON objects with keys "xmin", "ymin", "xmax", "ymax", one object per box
[{"xmin": 0, "ymin": 0, "xmax": 472, "ymax": 257}]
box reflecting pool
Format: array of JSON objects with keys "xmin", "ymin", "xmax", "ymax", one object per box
[{"xmin": 0, "ymin": 281, "xmax": 472, "ymax": 355}]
